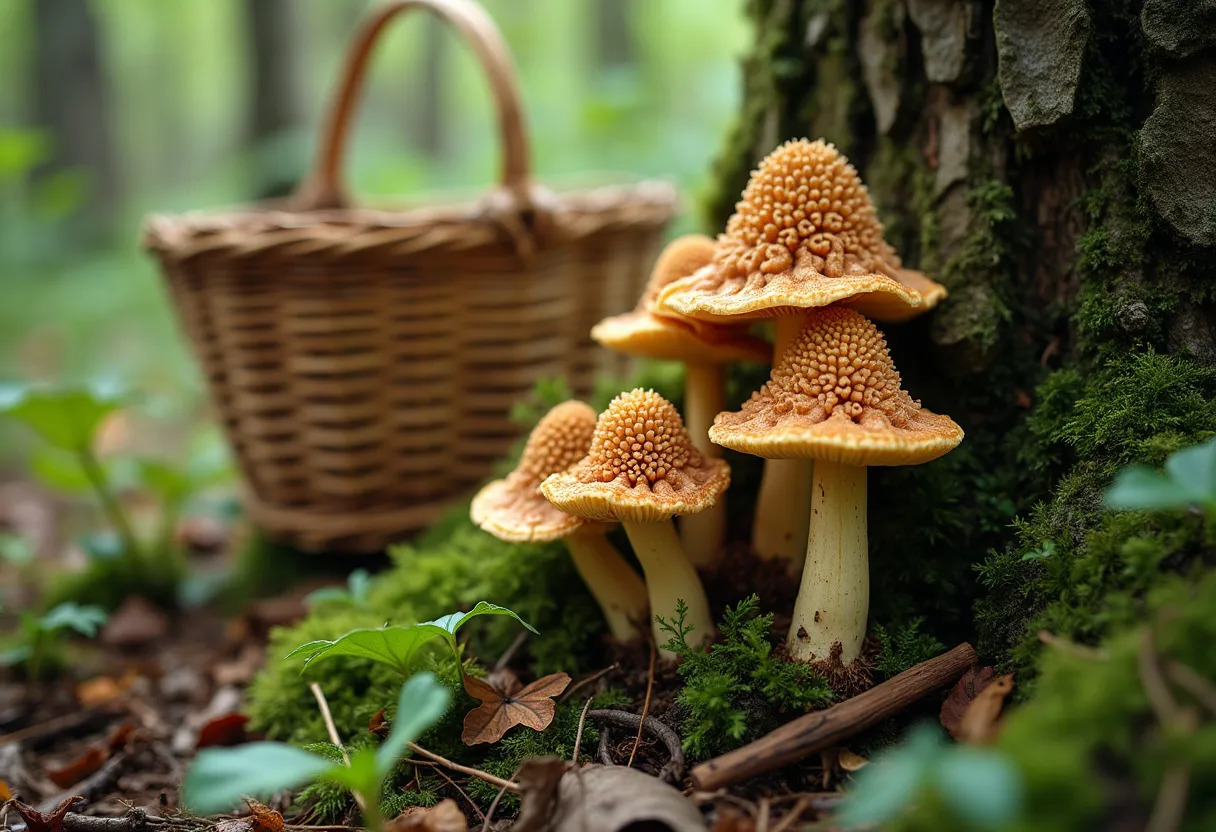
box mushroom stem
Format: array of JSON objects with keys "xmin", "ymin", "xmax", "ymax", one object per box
[
  {"xmin": 622, "ymin": 519, "xmax": 714, "ymax": 655},
  {"xmin": 787, "ymin": 460, "xmax": 868, "ymax": 664},
  {"xmin": 564, "ymin": 530, "xmax": 649, "ymax": 643},
  {"xmin": 681, "ymin": 361, "xmax": 726, "ymax": 567},
  {"xmin": 751, "ymin": 313, "xmax": 813, "ymax": 571}
]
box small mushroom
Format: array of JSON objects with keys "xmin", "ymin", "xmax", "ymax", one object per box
[
  {"xmin": 542, "ymin": 389, "xmax": 728, "ymax": 653},
  {"xmin": 710, "ymin": 307, "xmax": 962, "ymax": 664},
  {"xmin": 592, "ymin": 234, "xmax": 770, "ymax": 566},
  {"xmin": 655, "ymin": 139, "xmax": 945, "ymax": 570},
  {"xmin": 472, "ymin": 401, "xmax": 648, "ymax": 642}
]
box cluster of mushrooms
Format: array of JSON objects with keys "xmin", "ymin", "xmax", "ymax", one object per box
[{"xmin": 472, "ymin": 139, "xmax": 963, "ymax": 668}]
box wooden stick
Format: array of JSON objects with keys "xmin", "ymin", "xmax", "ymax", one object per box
[{"xmin": 690, "ymin": 642, "xmax": 978, "ymax": 791}]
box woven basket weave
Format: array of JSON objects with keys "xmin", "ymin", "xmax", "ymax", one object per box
[{"xmin": 144, "ymin": 0, "xmax": 676, "ymax": 552}]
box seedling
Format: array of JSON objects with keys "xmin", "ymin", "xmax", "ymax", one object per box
[
  {"xmin": 305, "ymin": 569, "xmax": 373, "ymax": 609},
  {"xmin": 0, "ymin": 602, "xmax": 108, "ymax": 680},
  {"xmin": 287, "ymin": 601, "xmax": 536, "ymax": 676},
  {"xmin": 1105, "ymin": 436, "xmax": 1216, "ymax": 520},
  {"xmin": 183, "ymin": 673, "xmax": 450, "ymax": 832}
]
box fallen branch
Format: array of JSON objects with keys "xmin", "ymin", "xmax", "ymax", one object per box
[
  {"xmin": 690, "ymin": 642, "xmax": 978, "ymax": 791},
  {"xmin": 406, "ymin": 742, "xmax": 519, "ymax": 792}
]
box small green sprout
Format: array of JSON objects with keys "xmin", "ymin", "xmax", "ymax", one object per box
[
  {"xmin": 306, "ymin": 569, "xmax": 373, "ymax": 609},
  {"xmin": 184, "ymin": 673, "xmax": 450, "ymax": 832},
  {"xmin": 0, "ymin": 602, "xmax": 108, "ymax": 680}
]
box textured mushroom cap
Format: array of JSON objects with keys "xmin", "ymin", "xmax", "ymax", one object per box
[
  {"xmin": 656, "ymin": 139, "xmax": 946, "ymax": 324},
  {"xmin": 710, "ymin": 307, "xmax": 963, "ymax": 466},
  {"xmin": 471, "ymin": 401, "xmax": 603, "ymax": 543},
  {"xmin": 593, "ymin": 235, "xmax": 770, "ymax": 364},
  {"xmin": 542, "ymin": 389, "xmax": 730, "ymax": 523}
]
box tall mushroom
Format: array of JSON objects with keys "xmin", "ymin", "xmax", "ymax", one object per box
[
  {"xmin": 542, "ymin": 389, "xmax": 728, "ymax": 653},
  {"xmin": 472, "ymin": 401, "xmax": 648, "ymax": 642},
  {"xmin": 656, "ymin": 139, "xmax": 944, "ymax": 571},
  {"xmin": 592, "ymin": 235, "xmax": 770, "ymax": 566},
  {"xmin": 710, "ymin": 307, "xmax": 963, "ymax": 665}
]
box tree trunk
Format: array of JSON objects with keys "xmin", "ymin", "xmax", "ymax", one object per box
[
  {"xmin": 244, "ymin": 0, "xmax": 305, "ymax": 199},
  {"xmin": 31, "ymin": 0, "xmax": 118, "ymax": 240},
  {"xmin": 712, "ymin": 0, "xmax": 1216, "ymax": 666}
]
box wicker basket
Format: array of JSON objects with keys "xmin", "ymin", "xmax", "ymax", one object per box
[{"xmin": 144, "ymin": 0, "xmax": 676, "ymax": 553}]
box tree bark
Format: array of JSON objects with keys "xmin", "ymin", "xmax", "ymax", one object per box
[{"xmin": 244, "ymin": 0, "xmax": 305, "ymax": 199}]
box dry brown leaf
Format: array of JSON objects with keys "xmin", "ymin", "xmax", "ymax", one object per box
[
  {"xmin": 196, "ymin": 714, "xmax": 250, "ymax": 749},
  {"xmin": 45, "ymin": 720, "xmax": 135, "ymax": 788},
  {"xmin": 369, "ymin": 707, "xmax": 389, "ymax": 738},
  {"xmin": 461, "ymin": 671, "xmax": 571, "ymax": 746},
  {"xmin": 101, "ymin": 597, "xmax": 169, "ymax": 648},
  {"xmin": 243, "ymin": 798, "xmax": 284, "ymax": 832},
  {"xmin": 838, "ymin": 749, "xmax": 869, "ymax": 771},
  {"xmin": 940, "ymin": 665, "xmax": 996, "ymax": 738},
  {"xmin": 385, "ymin": 799, "xmax": 466, "ymax": 832},
  {"xmin": 76, "ymin": 669, "xmax": 139, "ymax": 707},
  {"xmin": 959, "ymin": 673, "xmax": 1014, "ymax": 745},
  {"xmin": 7, "ymin": 796, "xmax": 83, "ymax": 832},
  {"xmin": 0, "ymin": 779, "xmax": 12, "ymax": 801}
]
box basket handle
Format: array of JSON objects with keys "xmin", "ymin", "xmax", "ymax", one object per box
[{"xmin": 292, "ymin": 0, "xmax": 531, "ymax": 211}]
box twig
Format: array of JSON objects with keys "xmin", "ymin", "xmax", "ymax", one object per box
[
  {"xmin": 1138, "ymin": 631, "xmax": 1180, "ymax": 724},
  {"xmin": 39, "ymin": 755, "xmax": 127, "ymax": 813},
  {"xmin": 628, "ymin": 641, "xmax": 656, "ymax": 769},
  {"xmin": 690, "ymin": 642, "xmax": 978, "ymax": 791},
  {"xmin": 429, "ymin": 767, "xmax": 484, "ymax": 822},
  {"xmin": 309, "ymin": 683, "xmax": 363, "ymax": 811},
  {"xmin": 587, "ymin": 710, "xmax": 684, "ymax": 782},
  {"xmin": 493, "ymin": 630, "xmax": 529, "ymax": 672},
  {"xmin": 757, "ymin": 797, "xmax": 771, "ymax": 832},
  {"xmin": 1164, "ymin": 660, "xmax": 1216, "ymax": 716},
  {"xmin": 558, "ymin": 664, "xmax": 618, "ymax": 704},
  {"xmin": 0, "ymin": 711, "xmax": 105, "ymax": 747},
  {"xmin": 1037, "ymin": 629, "xmax": 1108, "ymax": 660},
  {"xmin": 572, "ymin": 697, "xmax": 594, "ymax": 762},
  {"xmin": 480, "ymin": 765, "xmax": 523, "ymax": 832},
  {"xmin": 405, "ymin": 742, "xmax": 518, "ymax": 792},
  {"xmin": 770, "ymin": 796, "xmax": 811, "ymax": 832}
]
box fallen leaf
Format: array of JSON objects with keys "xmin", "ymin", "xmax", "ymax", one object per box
[
  {"xmin": 7, "ymin": 796, "xmax": 84, "ymax": 832},
  {"xmin": 461, "ymin": 671, "xmax": 571, "ymax": 745},
  {"xmin": 105, "ymin": 720, "xmax": 137, "ymax": 752},
  {"xmin": 369, "ymin": 707, "xmax": 389, "ymax": 738},
  {"xmin": 940, "ymin": 665, "xmax": 996, "ymax": 739},
  {"xmin": 838, "ymin": 749, "xmax": 869, "ymax": 771},
  {"xmin": 959, "ymin": 673, "xmax": 1014, "ymax": 745},
  {"xmin": 243, "ymin": 798, "xmax": 284, "ymax": 832},
  {"xmin": 0, "ymin": 780, "xmax": 11, "ymax": 801},
  {"xmin": 385, "ymin": 799, "xmax": 466, "ymax": 832},
  {"xmin": 45, "ymin": 720, "xmax": 135, "ymax": 788},
  {"xmin": 512, "ymin": 758, "xmax": 572, "ymax": 832},
  {"xmin": 101, "ymin": 597, "xmax": 169, "ymax": 648},
  {"xmin": 196, "ymin": 714, "xmax": 250, "ymax": 749}
]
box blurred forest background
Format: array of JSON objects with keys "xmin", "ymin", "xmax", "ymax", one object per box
[{"xmin": 0, "ymin": 0, "xmax": 748, "ymax": 465}]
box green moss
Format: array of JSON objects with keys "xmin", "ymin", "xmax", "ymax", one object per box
[{"xmin": 657, "ymin": 596, "xmax": 833, "ymax": 760}]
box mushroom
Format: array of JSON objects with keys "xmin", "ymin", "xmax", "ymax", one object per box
[
  {"xmin": 542, "ymin": 389, "xmax": 728, "ymax": 652},
  {"xmin": 710, "ymin": 307, "xmax": 963, "ymax": 665},
  {"xmin": 472, "ymin": 401, "xmax": 648, "ymax": 642},
  {"xmin": 592, "ymin": 234, "xmax": 770, "ymax": 566},
  {"xmin": 655, "ymin": 139, "xmax": 944, "ymax": 570}
]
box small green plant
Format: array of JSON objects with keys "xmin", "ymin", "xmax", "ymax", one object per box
[
  {"xmin": 871, "ymin": 618, "xmax": 945, "ymax": 678},
  {"xmin": 0, "ymin": 383, "xmax": 232, "ymax": 608},
  {"xmin": 184, "ymin": 673, "xmax": 450, "ymax": 831},
  {"xmin": 837, "ymin": 723, "xmax": 1022, "ymax": 830},
  {"xmin": 306, "ymin": 569, "xmax": 373, "ymax": 609},
  {"xmin": 1106, "ymin": 435, "xmax": 1216, "ymax": 519},
  {"xmin": 288, "ymin": 601, "xmax": 536, "ymax": 676},
  {"xmin": 658, "ymin": 595, "xmax": 833, "ymax": 759},
  {"xmin": 0, "ymin": 602, "xmax": 108, "ymax": 680}
]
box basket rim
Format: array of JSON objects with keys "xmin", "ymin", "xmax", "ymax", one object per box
[{"xmin": 143, "ymin": 179, "xmax": 679, "ymax": 262}]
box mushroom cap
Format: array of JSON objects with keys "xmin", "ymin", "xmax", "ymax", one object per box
[
  {"xmin": 593, "ymin": 235, "xmax": 771, "ymax": 365},
  {"xmin": 656, "ymin": 139, "xmax": 946, "ymax": 325},
  {"xmin": 541, "ymin": 388, "xmax": 730, "ymax": 523},
  {"xmin": 709, "ymin": 307, "xmax": 963, "ymax": 466},
  {"xmin": 471, "ymin": 400, "xmax": 604, "ymax": 543}
]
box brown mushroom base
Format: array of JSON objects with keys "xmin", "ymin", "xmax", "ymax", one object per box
[
  {"xmin": 565, "ymin": 530, "xmax": 650, "ymax": 643},
  {"xmin": 681, "ymin": 361, "xmax": 727, "ymax": 567},
  {"xmin": 621, "ymin": 519, "xmax": 715, "ymax": 656},
  {"xmin": 787, "ymin": 460, "xmax": 868, "ymax": 664}
]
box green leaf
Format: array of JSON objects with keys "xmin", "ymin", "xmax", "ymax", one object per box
[
  {"xmin": 376, "ymin": 672, "xmax": 451, "ymax": 778},
  {"xmin": 38, "ymin": 603, "xmax": 108, "ymax": 637},
  {"xmin": 134, "ymin": 458, "xmax": 191, "ymax": 504},
  {"xmin": 1021, "ymin": 540, "xmax": 1056, "ymax": 561},
  {"xmin": 1164, "ymin": 438, "xmax": 1216, "ymax": 503},
  {"xmin": 1105, "ymin": 467, "xmax": 1201, "ymax": 511},
  {"xmin": 288, "ymin": 601, "xmax": 535, "ymax": 675},
  {"xmin": 183, "ymin": 742, "xmax": 338, "ymax": 813},
  {"xmin": 327, "ymin": 747, "xmax": 379, "ymax": 795},
  {"xmin": 934, "ymin": 748, "xmax": 1023, "ymax": 827},
  {"xmin": 28, "ymin": 447, "xmax": 92, "ymax": 493},
  {"xmin": 836, "ymin": 725, "xmax": 943, "ymax": 828},
  {"xmin": 0, "ymin": 533, "xmax": 33, "ymax": 566},
  {"xmin": 0, "ymin": 385, "xmax": 124, "ymax": 451}
]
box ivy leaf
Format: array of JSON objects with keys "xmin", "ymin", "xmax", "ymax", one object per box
[
  {"xmin": 934, "ymin": 748, "xmax": 1023, "ymax": 826},
  {"xmin": 287, "ymin": 601, "xmax": 535, "ymax": 675},
  {"xmin": 376, "ymin": 672, "xmax": 451, "ymax": 777},
  {"xmin": 0, "ymin": 384, "xmax": 124, "ymax": 452},
  {"xmin": 183, "ymin": 743, "xmax": 338, "ymax": 813},
  {"xmin": 460, "ymin": 671, "xmax": 571, "ymax": 745}
]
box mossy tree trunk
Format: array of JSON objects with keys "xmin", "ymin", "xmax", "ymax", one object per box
[{"xmin": 712, "ymin": 0, "xmax": 1216, "ymax": 671}]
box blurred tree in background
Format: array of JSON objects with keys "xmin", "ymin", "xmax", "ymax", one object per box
[{"xmin": 0, "ymin": 0, "xmax": 748, "ymax": 459}]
